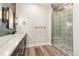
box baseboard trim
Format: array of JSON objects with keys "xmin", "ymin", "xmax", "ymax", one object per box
[{"xmin": 26, "ymin": 42, "xmax": 51, "ymax": 48}]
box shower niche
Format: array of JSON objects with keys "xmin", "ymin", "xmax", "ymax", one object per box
[{"xmin": 51, "ymin": 3, "xmax": 73, "ymax": 55}]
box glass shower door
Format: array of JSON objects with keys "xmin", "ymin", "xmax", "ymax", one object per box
[{"xmin": 52, "ymin": 4, "xmax": 73, "ymax": 55}]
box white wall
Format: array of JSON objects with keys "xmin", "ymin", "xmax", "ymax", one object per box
[
  {"xmin": 16, "ymin": 4, "xmax": 52, "ymax": 47},
  {"xmin": 73, "ymin": 3, "xmax": 79, "ymax": 56}
]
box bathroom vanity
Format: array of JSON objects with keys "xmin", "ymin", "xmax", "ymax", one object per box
[
  {"xmin": 11, "ymin": 34, "xmax": 26, "ymax": 56},
  {"xmin": 0, "ymin": 3, "xmax": 26, "ymax": 56},
  {"xmin": 0, "ymin": 33, "xmax": 26, "ymax": 56}
]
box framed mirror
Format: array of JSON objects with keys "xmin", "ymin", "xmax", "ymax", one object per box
[{"xmin": 0, "ymin": 3, "xmax": 16, "ymax": 37}]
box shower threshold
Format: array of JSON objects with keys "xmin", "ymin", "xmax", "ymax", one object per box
[{"xmin": 53, "ymin": 44, "xmax": 73, "ymax": 56}]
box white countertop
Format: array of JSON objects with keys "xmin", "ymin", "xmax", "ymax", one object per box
[{"xmin": 0, "ymin": 33, "xmax": 26, "ymax": 56}]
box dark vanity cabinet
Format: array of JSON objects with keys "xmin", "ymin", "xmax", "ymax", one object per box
[{"xmin": 11, "ymin": 35, "xmax": 26, "ymax": 56}]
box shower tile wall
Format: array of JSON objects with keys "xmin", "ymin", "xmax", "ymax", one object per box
[
  {"xmin": 52, "ymin": 4, "xmax": 73, "ymax": 49},
  {"xmin": 52, "ymin": 11, "xmax": 63, "ymax": 44},
  {"xmin": 62, "ymin": 6, "xmax": 73, "ymax": 48}
]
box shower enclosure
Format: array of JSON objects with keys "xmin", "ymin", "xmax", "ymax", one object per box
[{"xmin": 51, "ymin": 3, "xmax": 73, "ymax": 55}]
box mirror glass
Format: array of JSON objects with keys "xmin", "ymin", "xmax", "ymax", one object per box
[{"xmin": 0, "ymin": 3, "xmax": 16, "ymax": 37}]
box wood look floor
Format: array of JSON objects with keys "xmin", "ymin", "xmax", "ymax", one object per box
[{"xmin": 25, "ymin": 45, "xmax": 63, "ymax": 56}]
